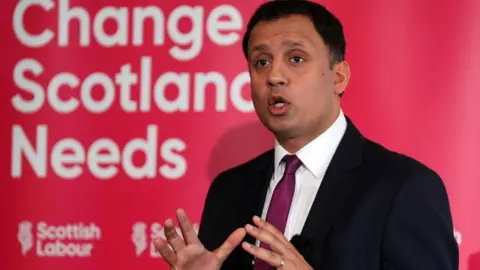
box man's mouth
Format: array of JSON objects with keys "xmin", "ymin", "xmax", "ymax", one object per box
[
  {"xmin": 268, "ymin": 95, "xmax": 290, "ymax": 115},
  {"xmin": 270, "ymin": 95, "xmax": 288, "ymax": 107}
]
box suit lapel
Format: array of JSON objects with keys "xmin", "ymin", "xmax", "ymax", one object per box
[
  {"xmin": 235, "ymin": 150, "xmax": 274, "ymax": 268},
  {"xmin": 300, "ymin": 117, "xmax": 364, "ymax": 265},
  {"xmin": 246, "ymin": 150, "xmax": 274, "ymax": 234}
]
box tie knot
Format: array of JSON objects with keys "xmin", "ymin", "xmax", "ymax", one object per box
[{"xmin": 282, "ymin": 155, "xmax": 302, "ymax": 175}]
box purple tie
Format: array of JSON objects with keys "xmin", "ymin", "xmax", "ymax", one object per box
[{"xmin": 254, "ymin": 154, "xmax": 302, "ymax": 270}]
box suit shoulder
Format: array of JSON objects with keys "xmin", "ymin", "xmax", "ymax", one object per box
[
  {"xmin": 362, "ymin": 138, "xmax": 442, "ymax": 182},
  {"xmin": 360, "ymin": 139, "xmax": 451, "ymax": 217}
]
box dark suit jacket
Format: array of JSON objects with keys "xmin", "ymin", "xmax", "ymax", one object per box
[{"xmin": 198, "ymin": 117, "xmax": 459, "ymax": 270}]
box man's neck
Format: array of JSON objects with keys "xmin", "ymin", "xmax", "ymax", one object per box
[{"xmin": 276, "ymin": 136, "xmax": 317, "ymax": 153}]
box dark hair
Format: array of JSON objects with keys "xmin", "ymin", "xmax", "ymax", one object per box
[{"xmin": 242, "ymin": 0, "xmax": 346, "ymax": 69}]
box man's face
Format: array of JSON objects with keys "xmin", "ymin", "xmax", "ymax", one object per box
[{"xmin": 247, "ymin": 15, "xmax": 348, "ymax": 140}]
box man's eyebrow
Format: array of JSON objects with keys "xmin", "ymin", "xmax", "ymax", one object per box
[
  {"xmin": 282, "ymin": 41, "xmax": 306, "ymax": 48},
  {"xmin": 249, "ymin": 41, "xmax": 306, "ymax": 55},
  {"xmin": 249, "ymin": 44, "xmax": 269, "ymax": 54}
]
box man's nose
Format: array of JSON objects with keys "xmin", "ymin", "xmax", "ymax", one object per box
[{"xmin": 267, "ymin": 61, "xmax": 287, "ymax": 88}]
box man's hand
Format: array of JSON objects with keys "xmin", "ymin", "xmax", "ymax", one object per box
[
  {"xmin": 153, "ymin": 208, "xmax": 246, "ymax": 270},
  {"xmin": 242, "ymin": 216, "xmax": 313, "ymax": 270}
]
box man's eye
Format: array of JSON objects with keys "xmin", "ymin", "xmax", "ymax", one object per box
[
  {"xmin": 256, "ymin": 59, "xmax": 269, "ymax": 67},
  {"xmin": 290, "ymin": 56, "xmax": 304, "ymax": 63}
]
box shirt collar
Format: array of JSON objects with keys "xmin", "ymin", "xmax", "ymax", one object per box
[{"xmin": 274, "ymin": 109, "xmax": 347, "ymax": 180}]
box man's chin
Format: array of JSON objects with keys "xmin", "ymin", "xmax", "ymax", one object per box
[
  {"xmin": 265, "ymin": 123, "xmax": 296, "ymax": 138},
  {"xmin": 257, "ymin": 114, "xmax": 294, "ymax": 132}
]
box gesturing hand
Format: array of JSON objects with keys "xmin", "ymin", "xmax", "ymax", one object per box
[
  {"xmin": 153, "ymin": 209, "xmax": 246, "ymax": 270},
  {"xmin": 242, "ymin": 216, "xmax": 313, "ymax": 270}
]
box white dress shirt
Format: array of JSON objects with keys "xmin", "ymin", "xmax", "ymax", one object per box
[{"xmin": 259, "ymin": 109, "xmax": 347, "ymax": 241}]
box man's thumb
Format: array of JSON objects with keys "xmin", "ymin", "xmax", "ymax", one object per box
[{"xmin": 213, "ymin": 228, "xmax": 246, "ymax": 263}]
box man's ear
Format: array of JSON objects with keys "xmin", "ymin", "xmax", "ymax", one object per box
[{"xmin": 333, "ymin": 61, "xmax": 350, "ymax": 97}]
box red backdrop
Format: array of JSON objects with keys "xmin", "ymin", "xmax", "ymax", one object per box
[{"xmin": 1, "ymin": 0, "xmax": 479, "ymax": 269}]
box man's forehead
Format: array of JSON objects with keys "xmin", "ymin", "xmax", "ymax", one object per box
[
  {"xmin": 248, "ymin": 31, "xmax": 325, "ymax": 54},
  {"xmin": 250, "ymin": 23, "xmax": 321, "ymax": 45}
]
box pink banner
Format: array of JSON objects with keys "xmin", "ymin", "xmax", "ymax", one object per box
[{"xmin": 1, "ymin": 0, "xmax": 479, "ymax": 269}]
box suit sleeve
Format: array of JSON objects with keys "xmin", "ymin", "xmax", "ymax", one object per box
[
  {"xmin": 197, "ymin": 172, "xmax": 225, "ymax": 251},
  {"xmin": 381, "ymin": 168, "xmax": 459, "ymax": 270}
]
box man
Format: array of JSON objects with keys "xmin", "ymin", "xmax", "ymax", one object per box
[{"xmin": 153, "ymin": 1, "xmax": 459, "ymax": 269}]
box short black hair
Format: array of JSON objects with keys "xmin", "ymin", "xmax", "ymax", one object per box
[{"xmin": 242, "ymin": 0, "xmax": 346, "ymax": 69}]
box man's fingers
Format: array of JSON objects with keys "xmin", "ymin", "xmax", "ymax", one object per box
[
  {"xmin": 244, "ymin": 223, "xmax": 289, "ymax": 255},
  {"xmin": 241, "ymin": 241, "xmax": 283, "ymax": 268},
  {"xmin": 176, "ymin": 208, "xmax": 201, "ymax": 245},
  {"xmin": 164, "ymin": 218, "xmax": 185, "ymax": 252},
  {"xmin": 253, "ymin": 216, "xmax": 292, "ymax": 248},
  {"xmin": 214, "ymin": 227, "xmax": 246, "ymax": 263},
  {"xmin": 153, "ymin": 237, "xmax": 177, "ymax": 265}
]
